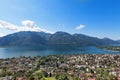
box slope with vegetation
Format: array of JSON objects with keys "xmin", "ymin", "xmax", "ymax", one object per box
[{"xmin": 0, "ymin": 31, "xmax": 119, "ymax": 47}]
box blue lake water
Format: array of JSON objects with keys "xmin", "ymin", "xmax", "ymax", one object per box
[{"xmin": 0, "ymin": 46, "xmax": 120, "ymax": 58}]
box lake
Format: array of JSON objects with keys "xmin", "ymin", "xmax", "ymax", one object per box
[{"xmin": 0, "ymin": 46, "xmax": 120, "ymax": 58}]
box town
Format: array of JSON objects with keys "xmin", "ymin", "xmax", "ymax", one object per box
[{"xmin": 0, "ymin": 54, "xmax": 120, "ymax": 80}]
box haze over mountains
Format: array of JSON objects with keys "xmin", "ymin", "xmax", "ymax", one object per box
[{"xmin": 0, "ymin": 31, "xmax": 119, "ymax": 47}]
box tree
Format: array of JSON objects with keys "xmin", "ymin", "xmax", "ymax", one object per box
[
  {"xmin": 29, "ymin": 75, "xmax": 35, "ymax": 80},
  {"xmin": 41, "ymin": 71, "xmax": 48, "ymax": 77},
  {"xmin": 55, "ymin": 74, "xmax": 69, "ymax": 80},
  {"xmin": 35, "ymin": 72, "xmax": 43, "ymax": 80}
]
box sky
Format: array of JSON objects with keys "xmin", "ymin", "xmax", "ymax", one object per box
[{"xmin": 0, "ymin": 0, "xmax": 120, "ymax": 40}]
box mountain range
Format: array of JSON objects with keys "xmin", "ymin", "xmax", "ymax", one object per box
[
  {"xmin": 117, "ymin": 40, "xmax": 120, "ymax": 43},
  {"xmin": 0, "ymin": 31, "xmax": 119, "ymax": 47}
]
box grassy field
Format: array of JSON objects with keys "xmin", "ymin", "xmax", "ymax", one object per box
[
  {"xmin": 45, "ymin": 77, "xmax": 56, "ymax": 80},
  {"xmin": 35, "ymin": 70, "xmax": 56, "ymax": 80},
  {"xmin": 35, "ymin": 70, "xmax": 42, "ymax": 73},
  {"xmin": 0, "ymin": 69, "xmax": 2, "ymax": 73}
]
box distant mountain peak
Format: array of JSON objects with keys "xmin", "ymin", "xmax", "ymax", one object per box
[{"xmin": 55, "ymin": 31, "xmax": 70, "ymax": 34}]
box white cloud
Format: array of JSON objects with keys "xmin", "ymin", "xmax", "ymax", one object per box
[
  {"xmin": 22, "ymin": 20, "xmax": 36, "ymax": 28},
  {"xmin": 0, "ymin": 34, "xmax": 4, "ymax": 37},
  {"xmin": 0, "ymin": 20, "xmax": 18, "ymax": 31},
  {"xmin": 75, "ymin": 24, "xmax": 85, "ymax": 30},
  {"xmin": 0, "ymin": 20, "xmax": 54, "ymax": 34}
]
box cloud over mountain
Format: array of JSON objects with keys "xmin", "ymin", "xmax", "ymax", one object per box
[
  {"xmin": 0, "ymin": 20, "xmax": 53, "ymax": 34},
  {"xmin": 22, "ymin": 20, "xmax": 36, "ymax": 28},
  {"xmin": 75, "ymin": 24, "xmax": 85, "ymax": 30}
]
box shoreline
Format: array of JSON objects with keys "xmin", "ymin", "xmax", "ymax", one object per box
[{"xmin": 1, "ymin": 53, "xmax": 120, "ymax": 59}]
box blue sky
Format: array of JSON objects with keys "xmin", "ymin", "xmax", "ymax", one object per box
[{"xmin": 0, "ymin": 0, "xmax": 120, "ymax": 40}]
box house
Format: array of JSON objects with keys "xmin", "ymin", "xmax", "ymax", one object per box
[{"xmin": 17, "ymin": 77, "xmax": 29, "ymax": 80}]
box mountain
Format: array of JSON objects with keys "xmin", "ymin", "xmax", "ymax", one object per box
[
  {"xmin": 73, "ymin": 34, "xmax": 104, "ymax": 46},
  {"xmin": 102, "ymin": 38, "xmax": 118, "ymax": 44},
  {"xmin": 0, "ymin": 31, "xmax": 118, "ymax": 47},
  {"xmin": 0, "ymin": 31, "xmax": 50, "ymax": 46},
  {"xmin": 48, "ymin": 31, "xmax": 76, "ymax": 45},
  {"xmin": 116, "ymin": 40, "xmax": 120, "ymax": 43}
]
